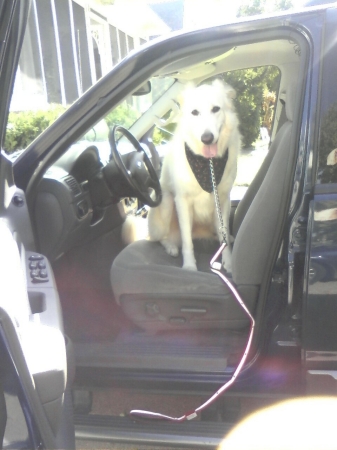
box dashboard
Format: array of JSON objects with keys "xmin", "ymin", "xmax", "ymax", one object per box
[{"xmin": 34, "ymin": 142, "xmax": 126, "ymax": 261}]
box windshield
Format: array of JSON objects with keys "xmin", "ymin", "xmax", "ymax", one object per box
[
  {"xmin": 56, "ymin": 75, "xmax": 176, "ymax": 165},
  {"xmin": 81, "ymin": 76, "xmax": 175, "ymax": 142}
]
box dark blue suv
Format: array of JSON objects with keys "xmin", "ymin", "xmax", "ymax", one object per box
[{"xmin": 2, "ymin": 0, "xmax": 337, "ymax": 448}]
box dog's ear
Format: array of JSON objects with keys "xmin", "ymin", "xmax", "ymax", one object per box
[
  {"xmin": 181, "ymin": 82, "xmax": 196, "ymax": 99},
  {"xmin": 226, "ymin": 86, "xmax": 236, "ymax": 100},
  {"xmin": 184, "ymin": 81, "xmax": 196, "ymax": 91},
  {"xmin": 179, "ymin": 82, "xmax": 196, "ymax": 110},
  {"xmin": 211, "ymin": 79, "xmax": 225, "ymax": 91},
  {"xmin": 212, "ymin": 79, "xmax": 236, "ymax": 103}
]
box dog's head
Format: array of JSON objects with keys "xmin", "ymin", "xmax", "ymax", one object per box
[{"xmin": 180, "ymin": 79, "xmax": 237, "ymax": 158}]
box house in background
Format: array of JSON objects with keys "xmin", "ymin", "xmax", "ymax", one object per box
[
  {"xmin": 11, "ymin": 0, "xmax": 239, "ymax": 111},
  {"xmin": 11, "ymin": 0, "xmax": 166, "ymax": 110}
]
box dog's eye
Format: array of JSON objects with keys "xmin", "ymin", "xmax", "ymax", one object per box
[
  {"xmin": 212, "ymin": 106, "xmax": 220, "ymax": 113},
  {"xmin": 191, "ymin": 109, "xmax": 199, "ymax": 116}
]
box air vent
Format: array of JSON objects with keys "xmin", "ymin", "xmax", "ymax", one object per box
[{"xmin": 64, "ymin": 176, "xmax": 81, "ymax": 196}]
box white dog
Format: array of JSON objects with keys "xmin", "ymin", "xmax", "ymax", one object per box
[{"xmin": 148, "ymin": 79, "xmax": 241, "ymax": 272}]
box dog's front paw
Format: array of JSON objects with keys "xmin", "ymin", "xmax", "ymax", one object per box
[
  {"xmin": 222, "ymin": 247, "xmax": 232, "ymax": 274},
  {"xmin": 161, "ymin": 239, "xmax": 179, "ymax": 257},
  {"xmin": 183, "ymin": 262, "xmax": 197, "ymax": 271},
  {"xmin": 183, "ymin": 254, "xmax": 197, "ymax": 271}
]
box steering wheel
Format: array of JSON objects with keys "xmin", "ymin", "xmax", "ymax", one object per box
[{"xmin": 109, "ymin": 125, "xmax": 162, "ymax": 207}]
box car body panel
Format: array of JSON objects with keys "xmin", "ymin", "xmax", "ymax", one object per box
[{"xmin": 303, "ymin": 6, "xmax": 337, "ymax": 371}]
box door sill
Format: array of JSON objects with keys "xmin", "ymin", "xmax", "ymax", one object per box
[{"xmin": 74, "ymin": 413, "xmax": 233, "ymax": 448}]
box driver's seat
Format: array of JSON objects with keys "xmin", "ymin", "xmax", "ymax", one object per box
[{"xmin": 111, "ymin": 83, "xmax": 297, "ymax": 333}]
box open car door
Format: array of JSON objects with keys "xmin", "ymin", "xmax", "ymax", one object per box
[{"xmin": 0, "ymin": 1, "xmax": 75, "ymax": 448}]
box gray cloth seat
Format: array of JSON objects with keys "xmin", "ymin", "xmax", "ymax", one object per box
[
  {"xmin": 111, "ymin": 239, "xmax": 259, "ymax": 332},
  {"xmin": 111, "ymin": 84, "xmax": 297, "ymax": 332}
]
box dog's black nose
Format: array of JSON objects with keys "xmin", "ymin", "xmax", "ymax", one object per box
[{"xmin": 201, "ymin": 132, "xmax": 214, "ymax": 145}]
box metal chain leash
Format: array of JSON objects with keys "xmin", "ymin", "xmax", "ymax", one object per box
[{"xmin": 209, "ymin": 158, "xmax": 227, "ymax": 245}]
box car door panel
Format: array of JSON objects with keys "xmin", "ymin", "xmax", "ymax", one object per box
[{"xmin": 0, "ymin": 152, "xmax": 75, "ymax": 447}]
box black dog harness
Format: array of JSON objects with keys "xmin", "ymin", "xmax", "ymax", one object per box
[{"xmin": 185, "ymin": 143, "xmax": 228, "ymax": 193}]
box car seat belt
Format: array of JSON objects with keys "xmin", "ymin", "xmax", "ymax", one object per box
[{"xmin": 130, "ymin": 159, "xmax": 255, "ymax": 422}]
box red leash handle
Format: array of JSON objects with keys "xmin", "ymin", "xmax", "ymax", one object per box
[{"xmin": 130, "ymin": 243, "xmax": 255, "ymax": 422}]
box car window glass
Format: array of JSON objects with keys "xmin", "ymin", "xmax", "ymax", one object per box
[
  {"xmin": 4, "ymin": 73, "xmax": 174, "ymax": 165},
  {"xmin": 315, "ymin": 26, "xmax": 337, "ymax": 185},
  {"xmin": 81, "ymin": 76, "xmax": 175, "ymax": 143},
  {"xmin": 3, "ymin": 0, "xmax": 174, "ymax": 160},
  {"xmin": 4, "ymin": 105, "xmax": 68, "ymax": 158},
  {"xmin": 316, "ymin": 103, "xmax": 337, "ymax": 184},
  {"xmin": 71, "ymin": 77, "xmax": 175, "ymax": 164},
  {"xmin": 218, "ymin": 66, "xmax": 280, "ymax": 197}
]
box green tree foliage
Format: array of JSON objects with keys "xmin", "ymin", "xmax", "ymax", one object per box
[
  {"xmin": 4, "ymin": 105, "xmax": 66, "ymax": 154},
  {"xmin": 237, "ymin": 0, "xmax": 292, "ymax": 17},
  {"xmin": 104, "ymin": 102, "xmax": 139, "ymax": 129},
  {"xmin": 237, "ymin": 0, "xmax": 265, "ymax": 16},
  {"xmin": 219, "ymin": 66, "xmax": 280, "ymax": 148},
  {"xmin": 4, "ymin": 102, "xmax": 139, "ymax": 154},
  {"xmin": 222, "ymin": 69, "xmax": 264, "ymax": 147},
  {"xmin": 234, "ymin": 0, "xmax": 290, "ymax": 147}
]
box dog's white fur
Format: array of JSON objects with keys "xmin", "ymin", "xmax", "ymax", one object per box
[{"xmin": 148, "ymin": 79, "xmax": 241, "ymax": 271}]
